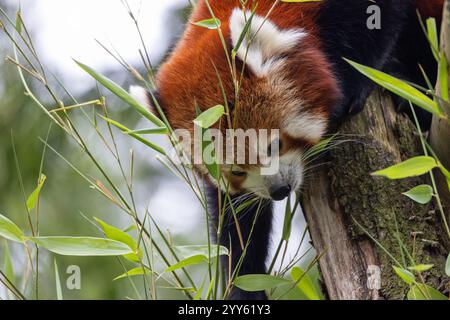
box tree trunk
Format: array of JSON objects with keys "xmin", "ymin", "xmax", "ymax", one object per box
[
  {"xmin": 430, "ymin": 0, "xmax": 450, "ymax": 208},
  {"xmin": 301, "ymin": 2, "xmax": 450, "ymax": 300},
  {"xmin": 301, "ymin": 89, "xmax": 449, "ymax": 300}
]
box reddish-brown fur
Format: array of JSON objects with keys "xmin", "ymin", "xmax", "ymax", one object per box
[
  {"xmin": 157, "ymin": 0, "xmax": 444, "ymax": 130},
  {"xmin": 157, "ymin": 1, "xmax": 338, "ymax": 140},
  {"xmin": 156, "ymin": 0, "xmax": 444, "ymax": 181}
]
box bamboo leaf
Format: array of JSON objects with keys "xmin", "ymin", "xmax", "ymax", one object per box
[
  {"xmin": 192, "ymin": 18, "xmax": 221, "ymax": 30},
  {"xmin": 165, "ymin": 245, "xmax": 229, "ymax": 272},
  {"xmin": 426, "ymin": 18, "xmax": 440, "ymax": 62},
  {"xmin": 173, "ymin": 245, "xmax": 229, "ymax": 259},
  {"xmin": 402, "ymin": 184, "xmax": 434, "ymax": 204},
  {"xmin": 234, "ymin": 274, "xmax": 291, "ymax": 292},
  {"xmin": 29, "ymin": 236, "xmax": 133, "ymax": 256},
  {"xmin": 54, "ymin": 259, "xmax": 63, "ymax": 300},
  {"xmin": 407, "ymin": 264, "xmax": 434, "ymax": 272},
  {"xmin": 3, "ymin": 241, "xmax": 14, "ymax": 284},
  {"xmin": 303, "ymin": 136, "xmax": 334, "ymax": 160},
  {"xmin": 0, "ymin": 213, "xmax": 25, "ymax": 243},
  {"xmin": 438, "ymin": 164, "xmax": 450, "ymax": 191},
  {"xmin": 372, "ymin": 156, "xmax": 437, "ymax": 179},
  {"xmin": 15, "ymin": 10, "xmax": 22, "ymax": 34},
  {"xmin": 94, "ymin": 217, "xmax": 142, "ymax": 262},
  {"xmin": 193, "ymin": 105, "xmax": 225, "ymax": 128},
  {"xmin": 26, "ymin": 174, "xmax": 46, "ymax": 211},
  {"xmin": 126, "ymin": 127, "xmax": 168, "ymax": 135},
  {"xmin": 291, "ymin": 266, "xmax": 321, "ymax": 300},
  {"xmin": 282, "ymin": 199, "xmax": 294, "ymax": 241},
  {"xmin": 193, "ymin": 278, "xmax": 206, "ymax": 300},
  {"xmin": 345, "ymin": 59, "xmax": 445, "ymax": 118},
  {"xmin": 232, "ymin": 10, "xmax": 256, "ymax": 58},
  {"xmin": 74, "ymin": 60, "xmax": 166, "ymax": 128},
  {"xmin": 407, "ymin": 284, "xmax": 447, "ymax": 300},
  {"xmin": 113, "ymin": 267, "xmax": 150, "ymax": 281},
  {"xmin": 393, "ymin": 266, "xmax": 416, "ymax": 285},
  {"xmin": 101, "ymin": 116, "xmax": 166, "ymax": 155},
  {"xmin": 165, "ymin": 255, "xmax": 207, "ymax": 272},
  {"xmin": 200, "ymin": 127, "xmax": 220, "ymax": 180}
]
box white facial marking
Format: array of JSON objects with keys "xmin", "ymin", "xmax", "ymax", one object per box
[
  {"xmin": 230, "ymin": 8, "xmax": 306, "ymax": 76},
  {"xmin": 242, "ymin": 150, "xmax": 304, "ymax": 199},
  {"xmin": 129, "ymin": 85, "xmax": 149, "ymax": 107},
  {"xmin": 283, "ymin": 114, "xmax": 327, "ymax": 142}
]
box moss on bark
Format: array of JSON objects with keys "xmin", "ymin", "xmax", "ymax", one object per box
[{"xmin": 325, "ymin": 91, "xmax": 448, "ymax": 299}]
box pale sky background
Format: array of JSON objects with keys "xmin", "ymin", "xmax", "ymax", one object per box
[
  {"xmin": 35, "ymin": 0, "xmax": 184, "ymax": 85},
  {"xmin": 11, "ymin": 0, "xmax": 311, "ymax": 270}
]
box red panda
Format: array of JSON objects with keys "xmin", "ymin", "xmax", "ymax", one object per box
[{"xmin": 132, "ymin": 0, "xmax": 444, "ymax": 299}]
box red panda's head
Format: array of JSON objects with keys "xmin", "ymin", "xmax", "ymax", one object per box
[{"xmin": 133, "ymin": 6, "xmax": 341, "ymax": 200}]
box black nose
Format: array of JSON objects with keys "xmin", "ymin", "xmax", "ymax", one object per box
[{"xmin": 269, "ymin": 184, "xmax": 291, "ymax": 201}]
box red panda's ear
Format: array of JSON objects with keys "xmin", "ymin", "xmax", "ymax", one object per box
[
  {"xmin": 230, "ymin": 8, "xmax": 306, "ymax": 77},
  {"xmin": 129, "ymin": 85, "xmax": 160, "ymax": 116}
]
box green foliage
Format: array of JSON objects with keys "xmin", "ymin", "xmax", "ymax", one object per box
[
  {"xmin": 29, "ymin": 237, "xmax": 133, "ymax": 256},
  {"xmin": 165, "ymin": 245, "xmax": 229, "ymax": 272},
  {"xmin": 346, "ymin": 58, "xmax": 445, "ymax": 118},
  {"xmin": 53, "ymin": 259, "xmax": 63, "ymax": 300},
  {"xmin": 74, "ymin": 60, "xmax": 166, "ymax": 128},
  {"xmin": 372, "ymin": 156, "xmax": 437, "ymax": 179},
  {"xmin": 402, "ymin": 184, "xmax": 434, "ymax": 204},
  {"xmin": 291, "ymin": 266, "xmax": 321, "ymax": 300},
  {"xmin": 348, "ymin": 22, "xmax": 450, "ymax": 300},
  {"xmin": 173, "ymin": 244, "xmax": 229, "ymax": 258},
  {"xmin": 439, "ymin": 52, "xmax": 449, "ymax": 102},
  {"xmin": 439, "ymin": 163, "xmax": 450, "ymax": 192},
  {"xmin": 193, "ymin": 105, "xmax": 225, "ymax": 128},
  {"xmin": 407, "ymin": 264, "xmax": 434, "ymax": 272},
  {"xmin": 95, "ymin": 217, "xmax": 142, "ymax": 262},
  {"xmin": 26, "ymin": 174, "xmax": 46, "ymax": 211},
  {"xmin": 407, "ymin": 284, "xmax": 448, "ymax": 300},
  {"xmin": 393, "ymin": 266, "xmax": 415, "ymax": 285},
  {"xmin": 234, "ymin": 274, "xmax": 290, "ymax": 292},
  {"xmin": 166, "ymin": 255, "xmax": 207, "ymax": 272},
  {"xmin": 231, "ymin": 10, "xmax": 256, "ymax": 59},
  {"xmin": 0, "ymin": 213, "xmax": 25, "ymax": 243},
  {"xmin": 113, "ymin": 267, "xmax": 150, "ymax": 281},
  {"xmin": 192, "ymin": 104, "xmax": 224, "ymax": 180},
  {"xmin": 3, "ymin": 241, "xmax": 14, "ymax": 284},
  {"xmin": 426, "ymin": 18, "xmax": 440, "ymax": 62},
  {"xmin": 192, "ymin": 18, "xmax": 221, "ymax": 30},
  {"xmin": 101, "ymin": 116, "xmax": 166, "ymax": 155}
]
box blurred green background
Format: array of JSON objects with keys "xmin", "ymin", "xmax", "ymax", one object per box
[
  {"xmin": 0, "ymin": 0, "xmax": 316, "ymax": 300},
  {"xmin": 0, "ymin": 0, "xmax": 202, "ymax": 300}
]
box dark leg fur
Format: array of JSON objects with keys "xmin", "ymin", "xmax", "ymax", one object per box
[
  {"xmin": 319, "ymin": 0, "xmax": 437, "ymax": 128},
  {"xmin": 384, "ymin": 3, "xmax": 440, "ymax": 130},
  {"xmin": 206, "ymin": 184, "xmax": 273, "ymax": 300}
]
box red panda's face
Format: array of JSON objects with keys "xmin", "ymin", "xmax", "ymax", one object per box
[{"xmin": 152, "ymin": 7, "xmax": 340, "ymax": 200}]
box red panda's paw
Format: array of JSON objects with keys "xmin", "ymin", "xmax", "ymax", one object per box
[{"xmin": 334, "ymin": 84, "xmax": 376, "ymax": 121}]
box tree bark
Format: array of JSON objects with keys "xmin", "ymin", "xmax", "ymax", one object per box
[
  {"xmin": 301, "ymin": 2, "xmax": 450, "ymax": 300},
  {"xmin": 430, "ymin": 0, "xmax": 450, "ymax": 207},
  {"xmin": 302, "ymin": 89, "xmax": 449, "ymax": 300}
]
